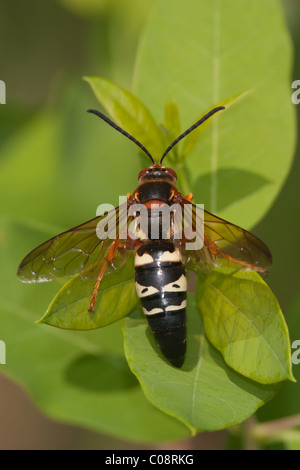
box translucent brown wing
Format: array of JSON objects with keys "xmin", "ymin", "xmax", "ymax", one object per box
[
  {"xmin": 178, "ymin": 200, "xmax": 272, "ymax": 273},
  {"xmin": 17, "ymin": 203, "xmax": 133, "ymax": 283}
]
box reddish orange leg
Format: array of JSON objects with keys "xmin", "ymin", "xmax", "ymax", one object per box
[
  {"xmin": 88, "ymin": 237, "xmax": 119, "ymax": 313},
  {"xmin": 184, "ymin": 193, "xmax": 193, "ymax": 202},
  {"xmin": 204, "ymin": 235, "xmax": 268, "ymax": 276}
]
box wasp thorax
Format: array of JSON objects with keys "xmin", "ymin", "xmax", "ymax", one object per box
[{"xmin": 138, "ymin": 165, "xmax": 177, "ymax": 185}]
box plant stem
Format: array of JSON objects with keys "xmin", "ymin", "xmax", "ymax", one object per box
[{"xmin": 253, "ymin": 414, "xmax": 300, "ymax": 443}]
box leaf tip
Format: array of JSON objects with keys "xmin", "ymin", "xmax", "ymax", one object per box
[
  {"xmin": 82, "ymin": 75, "xmax": 95, "ymax": 87},
  {"xmin": 288, "ymin": 370, "xmax": 297, "ymax": 383},
  {"xmin": 189, "ymin": 425, "xmax": 198, "ymax": 437},
  {"xmin": 35, "ymin": 315, "xmax": 47, "ymax": 325}
]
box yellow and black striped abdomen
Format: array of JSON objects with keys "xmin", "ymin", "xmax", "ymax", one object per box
[{"xmin": 134, "ymin": 241, "xmax": 187, "ymax": 368}]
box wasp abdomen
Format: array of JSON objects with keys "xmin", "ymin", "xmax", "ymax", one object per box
[{"xmin": 134, "ymin": 241, "xmax": 187, "ymax": 368}]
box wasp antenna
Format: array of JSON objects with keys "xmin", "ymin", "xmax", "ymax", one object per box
[
  {"xmin": 87, "ymin": 109, "xmax": 155, "ymax": 164},
  {"xmin": 159, "ymin": 105, "xmax": 225, "ymax": 164}
]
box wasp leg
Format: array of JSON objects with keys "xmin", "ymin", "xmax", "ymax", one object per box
[
  {"xmin": 204, "ymin": 235, "xmax": 268, "ymax": 275},
  {"xmin": 88, "ymin": 237, "xmax": 119, "ymax": 313},
  {"xmin": 184, "ymin": 193, "xmax": 193, "ymax": 202}
]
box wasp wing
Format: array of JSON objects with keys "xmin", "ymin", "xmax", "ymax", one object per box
[
  {"xmin": 17, "ymin": 203, "xmax": 133, "ymax": 283},
  {"xmin": 177, "ymin": 200, "xmax": 272, "ymax": 273}
]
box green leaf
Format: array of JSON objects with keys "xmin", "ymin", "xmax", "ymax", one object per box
[
  {"xmin": 196, "ymin": 267, "xmax": 294, "ymax": 384},
  {"xmin": 181, "ymin": 90, "xmax": 252, "ymax": 158},
  {"xmin": 1, "ymin": 218, "xmax": 188, "ymax": 443},
  {"xmin": 0, "ymin": 111, "xmax": 64, "ymax": 224},
  {"xmin": 0, "ymin": 83, "xmax": 140, "ymax": 227},
  {"xmin": 164, "ymin": 101, "xmax": 181, "ymax": 139},
  {"xmin": 257, "ymin": 291, "xmax": 300, "ymax": 424},
  {"xmin": 134, "ymin": 0, "xmax": 296, "ymax": 227},
  {"xmin": 38, "ymin": 255, "xmax": 138, "ymax": 330},
  {"xmin": 84, "ymin": 76, "xmax": 166, "ymax": 160},
  {"xmin": 123, "ymin": 295, "xmax": 279, "ymax": 433}
]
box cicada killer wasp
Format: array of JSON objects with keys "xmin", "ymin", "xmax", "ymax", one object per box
[{"xmin": 17, "ymin": 105, "xmax": 272, "ymax": 368}]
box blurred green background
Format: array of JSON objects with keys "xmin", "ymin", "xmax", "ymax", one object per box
[{"xmin": 0, "ymin": 0, "xmax": 299, "ymax": 449}]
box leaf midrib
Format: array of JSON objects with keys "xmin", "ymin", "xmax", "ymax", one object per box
[{"xmin": 210, "ymin": 0, "xmax": 221, "ymax": 213}]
